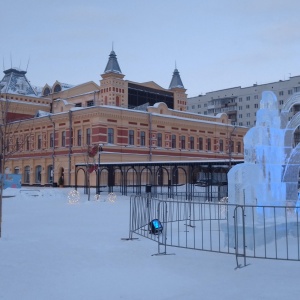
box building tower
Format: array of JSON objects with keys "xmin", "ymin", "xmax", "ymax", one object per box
[
  {"xmin": 169, "ymin": 67, "xmax": 187, "ymax": 111},
  {"xmin": 99, "ymin": 50, "xmax": 127, "ymax": 107}
]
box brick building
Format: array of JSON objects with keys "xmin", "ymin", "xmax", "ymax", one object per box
[{"xmin": 0, "ymin": 50, "xmax": 247, "ymax": 187}]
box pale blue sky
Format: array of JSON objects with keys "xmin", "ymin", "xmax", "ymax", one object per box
[{"xmin": 1, "ymin": 0, "xmax": 300, "ymax": 97}]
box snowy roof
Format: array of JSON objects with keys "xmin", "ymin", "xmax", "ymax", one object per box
[
  {"xmin": 169, "ymin": 68, "xmax": 184, "ymax": 89},
  {"xmin": 34, "ymin": 110, "xmax": 52, "ymax": 117},
  {"xmin": 59, "ymin": 82, "xmax": 75, "ymax": 91},
  {"xmin": 0, "ymin": 68, "xmax": 39, "ymax": 96},
  {"xmin": 104, "ymin": 50, "xmax": 122, "ymax": 74}
]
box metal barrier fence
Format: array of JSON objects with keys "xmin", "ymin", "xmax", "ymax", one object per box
[{"xmin": 126, "ymin": 195, "xmax": 300, "ymax": 268}]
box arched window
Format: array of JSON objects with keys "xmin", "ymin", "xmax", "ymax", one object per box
[
  {"xmin": 43, "ymin": 87, "xmax": 51, "ymax": 96},
  {"xmin": 14, "ymin": 167, "xmax": 20, "ymax": 174},
  {"xmin": 35, "ymin": 165, "xmax": 42, "ymax": 184},
  {"xmin": 47, "ymin": 165, "xmax": 53, "ymax": 183},
  {"xmin": 53, "ymin": 84, "xmax": 62, "ymax": 93},
  {"xmin": 24, "ymin": 166, "xmax": 30, "ymax": 184}
]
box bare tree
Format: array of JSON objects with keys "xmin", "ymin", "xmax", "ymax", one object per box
[{"xmin": 0, "ymin": 93, "xmax": 34, "ymax": 237}]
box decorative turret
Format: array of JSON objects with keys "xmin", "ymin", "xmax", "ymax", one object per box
[
  {"xmin": 100, "ymin": 49, "xmax": 126, "ymax": 107},
  {"xmin": 168, "ymin": 67, "xmax": 187, "ymax": 111}
]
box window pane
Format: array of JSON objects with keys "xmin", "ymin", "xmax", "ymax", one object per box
[{"xmin": 141, "ymin": 131, "xmax": 145, "ymax": 146}]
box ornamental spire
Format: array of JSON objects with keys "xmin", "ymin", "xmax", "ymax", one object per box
[
  {"xmin": 104, "ymin": 49, "xmax": 122, "ymax": 74},
  {"xmin": 169, "ymin": 66, "xmax": 184, "ymax": 89}
]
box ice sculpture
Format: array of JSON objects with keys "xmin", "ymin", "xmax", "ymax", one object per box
[{"xmin": 228, "ymin": 91, "xmax": 300, "ymax": 208}]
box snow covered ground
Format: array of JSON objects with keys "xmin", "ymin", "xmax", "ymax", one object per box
[{"xmin": 0, "ymin": 187, "xmax": 299, "ymax": 300}]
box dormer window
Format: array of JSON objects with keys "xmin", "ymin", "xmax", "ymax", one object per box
[
  {"xmin": 54, "ymin": 84, "xmax": 62, "ymax": 93},
  {"xmin": 43, "ymin": 87, "xmax": 51, "ymax": 96}
]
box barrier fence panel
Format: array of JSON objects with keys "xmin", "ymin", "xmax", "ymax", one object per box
[{"xmin": 127, "ymin": 195, "xmax": 300, "ymax": 266}]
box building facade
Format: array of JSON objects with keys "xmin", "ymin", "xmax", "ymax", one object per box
[
  {"xmin": 187, "ymin": 76, "xmax": 300, "ymax": 128},
  {"xmin": 0, "ymin": 50, "xmax": 247, "ymax": 187}
]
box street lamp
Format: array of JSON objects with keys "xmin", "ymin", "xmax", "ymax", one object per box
[{"xmin": 96, "ymin": 144, "xmax": 103, "ymax": 195}]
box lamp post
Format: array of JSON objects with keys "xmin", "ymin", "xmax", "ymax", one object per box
[{"xmin": 96, "ymin": 144, "xmax": 103, "ymax": 195}]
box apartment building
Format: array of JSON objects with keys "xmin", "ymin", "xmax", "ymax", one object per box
[{"xmin": 187, "ymin": 76, "xmax": 300, "ymax": 127}]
